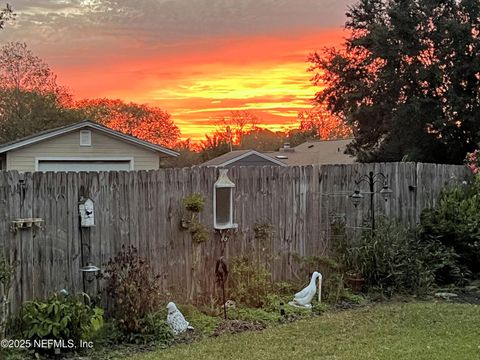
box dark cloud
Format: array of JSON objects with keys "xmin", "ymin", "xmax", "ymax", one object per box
[{"xmin": 2, "ymin": 0, "xmax": 351, "ymax": 49}]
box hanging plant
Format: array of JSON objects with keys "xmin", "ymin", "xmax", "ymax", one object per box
[
  {"xmin": 181, "ymin": 193, "xmax": 210, "ymax": 243},
  {"xmin": 183, "ymin": 193, "xmax": 205, "ymax": 213},
  {"xmin": 189, "ymin": 219, "xmax": 210, "ymax": 244}
]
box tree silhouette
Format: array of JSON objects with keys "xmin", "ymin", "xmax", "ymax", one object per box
[{"xmin": 310, "ymin": 0, "xmax": 480, "ymax": 163}]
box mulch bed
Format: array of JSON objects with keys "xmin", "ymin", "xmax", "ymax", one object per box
[{"xmin": 212, "ymin": 320, "xmax": 266, "ymax": 337}]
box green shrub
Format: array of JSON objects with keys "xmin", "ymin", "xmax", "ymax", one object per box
[
  {"xmin": 92, "ymin": 312, "xmax": 174, "ymax": 347},
  {"xmin": 103, "ymin": 245, "xmax": 164, "ymax": 335},
  {"xmin": 134, "ymin": 311, "xmax": 174, "ymax": 346},
  {"xmin": 345, "ymin": 219, "xmax": 454, "ymax": 296},
  {"xmin": 420, "ymin": 177, "xmax": 480, "ymax": 279},
  {"xmin": 228, "ymin": 257, "xmax": 271, "ymax": 308},
  {"xmin": 17, "ymin": 293, "xmax": 103, "ymax": 345},
  {"xmin": 89, "ymin": 321, "xmax": 123, "ymax": 346},
  {"xmin": 340, "ymin": 289, "xmax": 368, "ymax": 305},
  {"xmin": 323, "ymin": 272, "xmax": 345, "ymax": 303}
]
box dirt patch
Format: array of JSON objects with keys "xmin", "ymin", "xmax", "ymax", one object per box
[{"xmin": 212, "ymin": 320, "xmax": 266, "ymax": 337}]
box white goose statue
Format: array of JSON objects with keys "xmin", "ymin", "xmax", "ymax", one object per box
[{"xmin": 289, "ymin": 271, "xmax": 322, "ymax": 308}]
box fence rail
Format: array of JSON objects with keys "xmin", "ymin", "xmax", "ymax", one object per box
[{"xmin": 0, "ymin": 162, "xmax": 469, "ymax": 311}]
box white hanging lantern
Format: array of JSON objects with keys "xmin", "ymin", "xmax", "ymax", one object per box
[{"xmin": 214, "ymin": 169, "xmax": 237, "ymax": 229}]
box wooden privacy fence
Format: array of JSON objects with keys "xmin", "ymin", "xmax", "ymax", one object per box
[{"xmin": 0, "ymin": 162, "xmax": 470, "ymax": 311}]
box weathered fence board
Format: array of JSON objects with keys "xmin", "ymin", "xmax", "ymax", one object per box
[{"xmin": 0, "ymin": 162, "xmax": 470, "ymax": 311}]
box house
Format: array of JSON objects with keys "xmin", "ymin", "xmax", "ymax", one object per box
[
  {"xmin": 200, "ymin": 139, "xmax": 355, "ymax": 168},
  {"xmin": 200, "ymin": 149, "xmax": 287, "ymax": 168},
  {"xmin": 0, "ymin": 120, "xmax": 179, "ymax": 172},
  {"xmin": 266, "ymin": 139, "xmax": 355, "ymax": 166}
]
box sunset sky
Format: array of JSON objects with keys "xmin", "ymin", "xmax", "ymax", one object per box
[{"xmin": 1, "ymin": 0, "xmax": 351, "ymax": 141}]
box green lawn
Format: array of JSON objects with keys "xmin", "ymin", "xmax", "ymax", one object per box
[{"xmin": 129, "ymin": 302, "xmax": 480, "ymax": 360}]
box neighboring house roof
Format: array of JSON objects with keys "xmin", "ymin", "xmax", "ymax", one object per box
[
  {"xmin": 201, "ymin": 150, "xmax": 287, "ymax": 167},
  {"xmin": 266, "ymin": 139, "xmax": 355, "ymax": 166},
  {"xmin": 0, "ymin": 120, "xmax": 179, "ymax": 157}
]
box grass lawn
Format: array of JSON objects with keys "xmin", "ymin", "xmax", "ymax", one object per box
[{"xmin": 129, "ymin": 302, "xmax": 480, "ymax": 360}]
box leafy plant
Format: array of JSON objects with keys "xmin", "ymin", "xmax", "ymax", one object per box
[
  {"xmin": 180, "ymin": 304, "xmax": 221, "ymax": 336},
  {"xmin": 182, "ymin": 193, "xmax": 210, "ymax": 243},
  {"xmin": 103, "ymin": 245, "xmax": 164, "ymax": 335},
  {"xmin": 189, "ymin": 219, "xmax": 210, "ymax": 244},
  {"xmin": 323, "ymin": 272, "xmax": 345, "ymax": 303},
  {"xmin": 228, "ymin": 257, "xmax": 271, "ymax": 308},
  {"xmin": 420, "ymin": 176, "xmax": 480, "ymax": 280},
  {"xmin": 345, "ymin": 218, "xmax": 457, "ymax": 296},
  {"xmin": 340, "ymin": 289, "xmax": 367, "ymax": 305},
  {"xmin": 183, "ymin": 193, "xmax": 205, "ymax": 213},
  {"xmin": 227, "ymin": 307, "xmax": 280, "ymax": 325},
  {"xmin": 17, "ymin": 293, "xmax": 103, "ymax": 346},
  {"xmin": 132, "ymin": 311, "xmax": 174, "ymax": 346},
  {"xmin": 465, "ymin": 150, "xmax": 480, "ymax": 174},
  {"xmin": 263, "ymin": 294, "xmax": 315, "ymax": 321}
]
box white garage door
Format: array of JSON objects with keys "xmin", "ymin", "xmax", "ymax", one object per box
[{"xmin": 37, "ymin": 160, "xmax": 132, "ymax": 172}]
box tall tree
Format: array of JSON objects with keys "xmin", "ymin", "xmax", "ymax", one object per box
[
  {"xmin": 0, "ymin": 42, "xmax": 81, "ymax": 144},
  {"xmin": 297, "ymin": 106, "xmax": 352, "ymax": 140},
  {"xmin": 310, "ymin": 0, "xmax": 480, "ymax": 163},
  {"xmin": 199, "ymin": 132, "xmax": 231, "ymax": 162},
  {"xmin": 0, "ymin": 89, "xmax": 84, "ymax": 143},
  {"xmin": 239, "ymin": 128, "xmax": 285, "ymax": 151},
  {"xmin": 164, "ymin": 139, "xmax": 202, "ymax": 168},
  {"xmin": 215, "ymin": 110, "xmax": 260, "ymax": 147},
  {"xmin": 0, "ymin": 42, "xmax": 69, "ymax": 101},
  {"xmin": 76, "ymin": 98, "xmax": 180, "ymax": 148}
]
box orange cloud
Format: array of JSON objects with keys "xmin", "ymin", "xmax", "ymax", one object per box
[{"xmin": 57, "ymin": 28, "xmax": 345, "ymax": 141}]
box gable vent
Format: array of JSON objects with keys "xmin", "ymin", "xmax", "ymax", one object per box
[{"xmin": 80, "ymin": 130, "xmax": 92, "ymax": 146}]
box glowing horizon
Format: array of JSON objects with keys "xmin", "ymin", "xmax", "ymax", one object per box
[{"xmin": 64, "ymin": 29, "xmax": 344, "ymax": 141}]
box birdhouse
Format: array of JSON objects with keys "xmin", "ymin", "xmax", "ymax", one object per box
[
  {"xmin": 79, "ymin": 197, "xmax": 95, "ymax": 227},
  {"xmin": 213, "ymin": 169, "xmax": 237, "ymax": 229}
]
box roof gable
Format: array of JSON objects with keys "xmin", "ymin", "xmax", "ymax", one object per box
[
  {"xmin": 201, "ymin": 150, "xmax": 287, "ymax": 167},
  {"xmin": 0, "ymin": 120, "xmax": 179, "ymax": 157}
]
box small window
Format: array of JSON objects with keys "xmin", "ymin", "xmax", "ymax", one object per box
[{"xmin": 80, "ymin": 130, "xmax": 91, "ymax": 146}]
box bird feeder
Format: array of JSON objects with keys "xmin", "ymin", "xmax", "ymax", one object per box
[
  {"xmin": 213, "ymin": 169, "xmax": 237, "ymax": 229},
  {"xmin": 79, "ymin": 197, "xmax": 95, "ymax": 227}
]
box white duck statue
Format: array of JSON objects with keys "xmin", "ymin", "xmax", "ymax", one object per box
[
  {"xmin": 166, "ymin": 302, "xmax": 194, "ymax": 335},
  {"xmin": 289, "ymin": 271, "xmax": 322, "ymax": 308}
]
